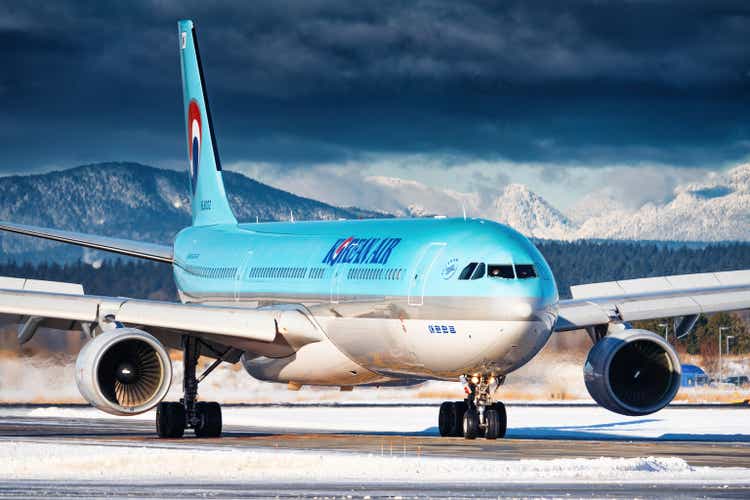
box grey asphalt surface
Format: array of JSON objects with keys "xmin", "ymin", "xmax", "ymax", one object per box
[
  {"xmin": 1, "ymin": 405, "xmax": 749, "ymax": 498},
  {"xmin": 1, "ymin": 481, "xmax": 750, "ymax": 499}
]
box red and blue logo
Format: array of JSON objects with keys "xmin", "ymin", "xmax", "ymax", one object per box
[
  {"xmin": 187, "ymin": 99, "xmax": 202, "ymax": 192},
  {"xmin": 332, "ymin": 237, "xmax": 354, "ymax": 261}
]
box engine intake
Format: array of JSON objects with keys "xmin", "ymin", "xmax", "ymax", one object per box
[
  {"xmin": 584, "ymin": 329, "xmax": 681, "ymax": 416},
  {"xmin": 76, "ymin": 328, "xmax": 172, "ymax": 415}
]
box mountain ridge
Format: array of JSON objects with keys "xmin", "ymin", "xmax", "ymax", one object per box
[
  {"xmin": 0, "ymin": 162, "xmax": 386, "ymax": 262},
  {"xmin": 338, "ymin": 164, "xmax": 750, "ymax": 243},
  {"xmin": 1, "ymin": 161, "xmax": 748, "ymax": 263}
]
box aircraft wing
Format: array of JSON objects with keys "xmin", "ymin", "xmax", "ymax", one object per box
[
  {"xmin": 0, "ymin": 221, "xmax": 173, "ymax": 263},
  {"xmin": 555, "ymin": 269, "xmax": 750, "ymax": 332},
  {"xmin": 0, "ymin": 277, "xmax": 278, "ymax": 349}
]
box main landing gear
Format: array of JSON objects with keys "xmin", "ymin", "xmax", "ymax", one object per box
[
  {"xmin": 156, "ymin": 336, "xmax": 223, "ymax": 438},
  {"xmin": 438, "ymin": 374, "xmax": 507, "ymax": 440}
]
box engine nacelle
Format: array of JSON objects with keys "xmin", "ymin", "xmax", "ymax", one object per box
[
  {"xmin": 75, "ymin": 328, "xmax": 172, "ymax": 416},
  {"xmin": 584, "ymin": 329, "xmax": 681, "ymax": 416}
]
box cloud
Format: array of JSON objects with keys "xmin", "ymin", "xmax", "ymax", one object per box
[
  {"xmin": 230, "ymin": 157, "xmax": 479, "ymax": 216},
  {"xmin": 228, "ymin": 155, "xmax": 731, "ymax": 218},
  {"xmin": 467, "ymin": 169, "xmax": 511, "ymax": 209},
  {"xmin": 1, "ymin": 1, "xmax": 749, "ymax": 173},
  {"xmin": 5, "ymin": 1, "xmax": 750, "ymax": 96}
]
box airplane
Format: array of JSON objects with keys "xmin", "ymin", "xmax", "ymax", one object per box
[{"xmin": 2, "ymin": 19, "xmax": 750, "ymax": 440}]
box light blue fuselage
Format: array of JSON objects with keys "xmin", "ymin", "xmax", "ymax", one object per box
[{"xmin": 172, "ymin": 217, "xmax": 559, "ymax": 382}]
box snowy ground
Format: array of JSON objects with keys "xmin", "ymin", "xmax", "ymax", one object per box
[
  {"xmin": 1, "ymin": 405, "xmax": 750, "ymax": 484},
  {"xmin": 2, "ymin": 441, "xmax": 748, "ymax": 484}
]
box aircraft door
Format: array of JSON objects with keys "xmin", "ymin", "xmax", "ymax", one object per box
[
  {"xmin": 407, "ymin": 242, "xmax": 446, "ymax": 306},
  {"xmin": 234, "ymin": 250, "xmax": 253, "ymax": 302},
  {"xmin": 329, "ymin": 263, "xmax": 344, "ymax": 304}
]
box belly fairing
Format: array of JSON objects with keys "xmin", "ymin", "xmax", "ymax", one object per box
[{"xmin": 241, "ymin": 337, "xmax": 386, "ymax": 386}]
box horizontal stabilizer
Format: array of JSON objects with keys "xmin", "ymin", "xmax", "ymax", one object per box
[{"xmin": 0, "ymin": 221, "xmax": 173, "ymax": 263}]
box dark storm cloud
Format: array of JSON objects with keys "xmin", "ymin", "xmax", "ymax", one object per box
[{"xmin": 1, "ymin": 0, "xmax": 749, "ymax": 172}]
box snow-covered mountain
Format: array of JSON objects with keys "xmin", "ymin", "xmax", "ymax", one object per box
[
  {"xmin": 574, "ymin": 164, "xmax": 750, "ymax": 241},
  {"xmin": 338, "ymin": 165, "xmax": 750, "ymax": 242},
  {"xmin": 2, "ymin": 161, "xmax": 749, "ymax": 264},
  {"xmin": 491, "ymin": 184, "xmax": 575, "ymax": 240},
  {"xmin": 0, "ymin": 162, "xmax": 384, "ymax": 262},
  {"xmin": 361, "ymin": 178, "xmax": 576, "ymax": 240},
  {"xmin": 359, "ymin": 176, "xmax": 479, "ymax": 218}
]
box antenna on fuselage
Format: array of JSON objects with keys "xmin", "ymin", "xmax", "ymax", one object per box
[
  {"xmin": 256, "ymin": 216, "xmax": 259, "ymax": 224},
  {"xmin": 461, "ymin": 202, "xmax": 467, "ymax": 221},
  {"xmin": 290, "ymin": 210, "xmax": 295, "ymax": 223}
]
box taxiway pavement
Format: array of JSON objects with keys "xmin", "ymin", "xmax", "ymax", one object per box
[
  {"xmin": 1, "ymin": 404, "xmax": 749, "ymax": 498},
  {"xmin": 1, "ymin": 413, "xmax": 749, "ymax": 467}
]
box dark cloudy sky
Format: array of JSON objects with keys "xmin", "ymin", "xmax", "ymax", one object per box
[{"xmin": 2, "ymin": 1, "xmax": 750, "ymax": 209}]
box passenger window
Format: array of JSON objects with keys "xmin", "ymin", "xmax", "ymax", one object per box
[
  {"xmin": 488, "ymin": 265, "xmax": 515, "ymax": 279},
  {"xmin": 459, "ymin": 263, "xmax": 477, "ymax": 280},
  {"xmin": 471, "ymin": 263, "xmax": 485, "ymax": 280},
  {"xmin": 515, "ymin": 264, "xmax": 537, "ymax": 279}
]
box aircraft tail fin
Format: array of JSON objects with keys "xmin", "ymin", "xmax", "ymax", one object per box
[{"xmin": 178, "ymin": 20, "xmax": 237, "ymax": 226}]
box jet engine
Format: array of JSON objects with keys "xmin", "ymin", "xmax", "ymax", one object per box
[
  {"xmin": 75, "ymin": 328, "xmax": 172, "ymax": 415},
  {"xmin": 584, "ymin": 329, "xmax": 681, "ymax": 416}
]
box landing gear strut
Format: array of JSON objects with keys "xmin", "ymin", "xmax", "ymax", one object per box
[
  {"xmin": 156, "ymin": 336, "xmax": 223, "ymax": 438},
  {"xmin": 438, "ymin": 374, "xmax": 507, "ymax": 440}
]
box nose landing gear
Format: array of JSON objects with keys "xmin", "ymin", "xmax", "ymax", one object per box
[{"xmin": 438, "ymin": 374, "xmax": 507, "ymax": 440}]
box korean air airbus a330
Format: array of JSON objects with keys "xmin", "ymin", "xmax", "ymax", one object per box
[{"xmin": 2, "ymin": 20, "xmax": 750, "ymax": 439}]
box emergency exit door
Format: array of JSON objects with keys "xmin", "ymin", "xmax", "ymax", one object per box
[{"xmin": 407, "ymin": 242, "xmax": 446, "ymax": 306}]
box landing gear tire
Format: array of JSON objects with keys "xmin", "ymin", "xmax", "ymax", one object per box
[
  {"xmin": 490, "ymin": 402, "xmax": 507, "ymax": 439},
  {"xmin": 438, "ymin": 402, "xmax": 454, "ymax": 436},
  {"xmin": 462, "ymin": 409, "xmax": 480, "ymax": 439},
  {"xmin": 438, "ymin": 401, "xmax": 468, "ymax": 437},
  {"xmin": 194, "ymin": 401, "xmax": 222, "ymax": 438},
  {"xmin": 453, "ymin": 401, "xmax": 467, "ymax": 437},
  {"xmin": 484, "ymin": 409, "xmax": 500, "ymax": 439},
  {"xmin": 156, "ymin": 402, "xmax": 186, "ymax": 438}
]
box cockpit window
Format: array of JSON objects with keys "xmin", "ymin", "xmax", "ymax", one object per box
[
  {"xmin": 515, "ymin": 264, "xmax": 537, "ymax": 279},
  {"xmin": 470, "ymin": 263, "xmax": 485, "ymax": 280},
  {"xmin": 487, "ymin": 265, "xmax": 515, "ymax": 279},
  {"xmin": 459, "ymin": 263, "xmax": 477, "ymax": 280}
]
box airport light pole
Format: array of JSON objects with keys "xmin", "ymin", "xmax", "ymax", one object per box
[
  {"xmin": 719, "ymin": 326, "xmax": 730, "ymax": 384},
  {"xmin": 659, "ymin": 323, "xmax": 669, "ymax": 342},
  {"xmin": 727, "ymin": 335, "xmax": 735, "ymax": 355},
  {"xmin": 726, "ymin": 335, "xmax": 735, "ymax": 373}
]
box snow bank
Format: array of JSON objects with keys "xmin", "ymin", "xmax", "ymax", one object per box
[{"xmin": 1, "ymin": 441, "xmax": 748, "ymax": 483}]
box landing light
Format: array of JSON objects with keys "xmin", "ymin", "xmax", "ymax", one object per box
[{"xmin": 512, "ymin": 302, "xmax": 533, "ymax": 318}]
